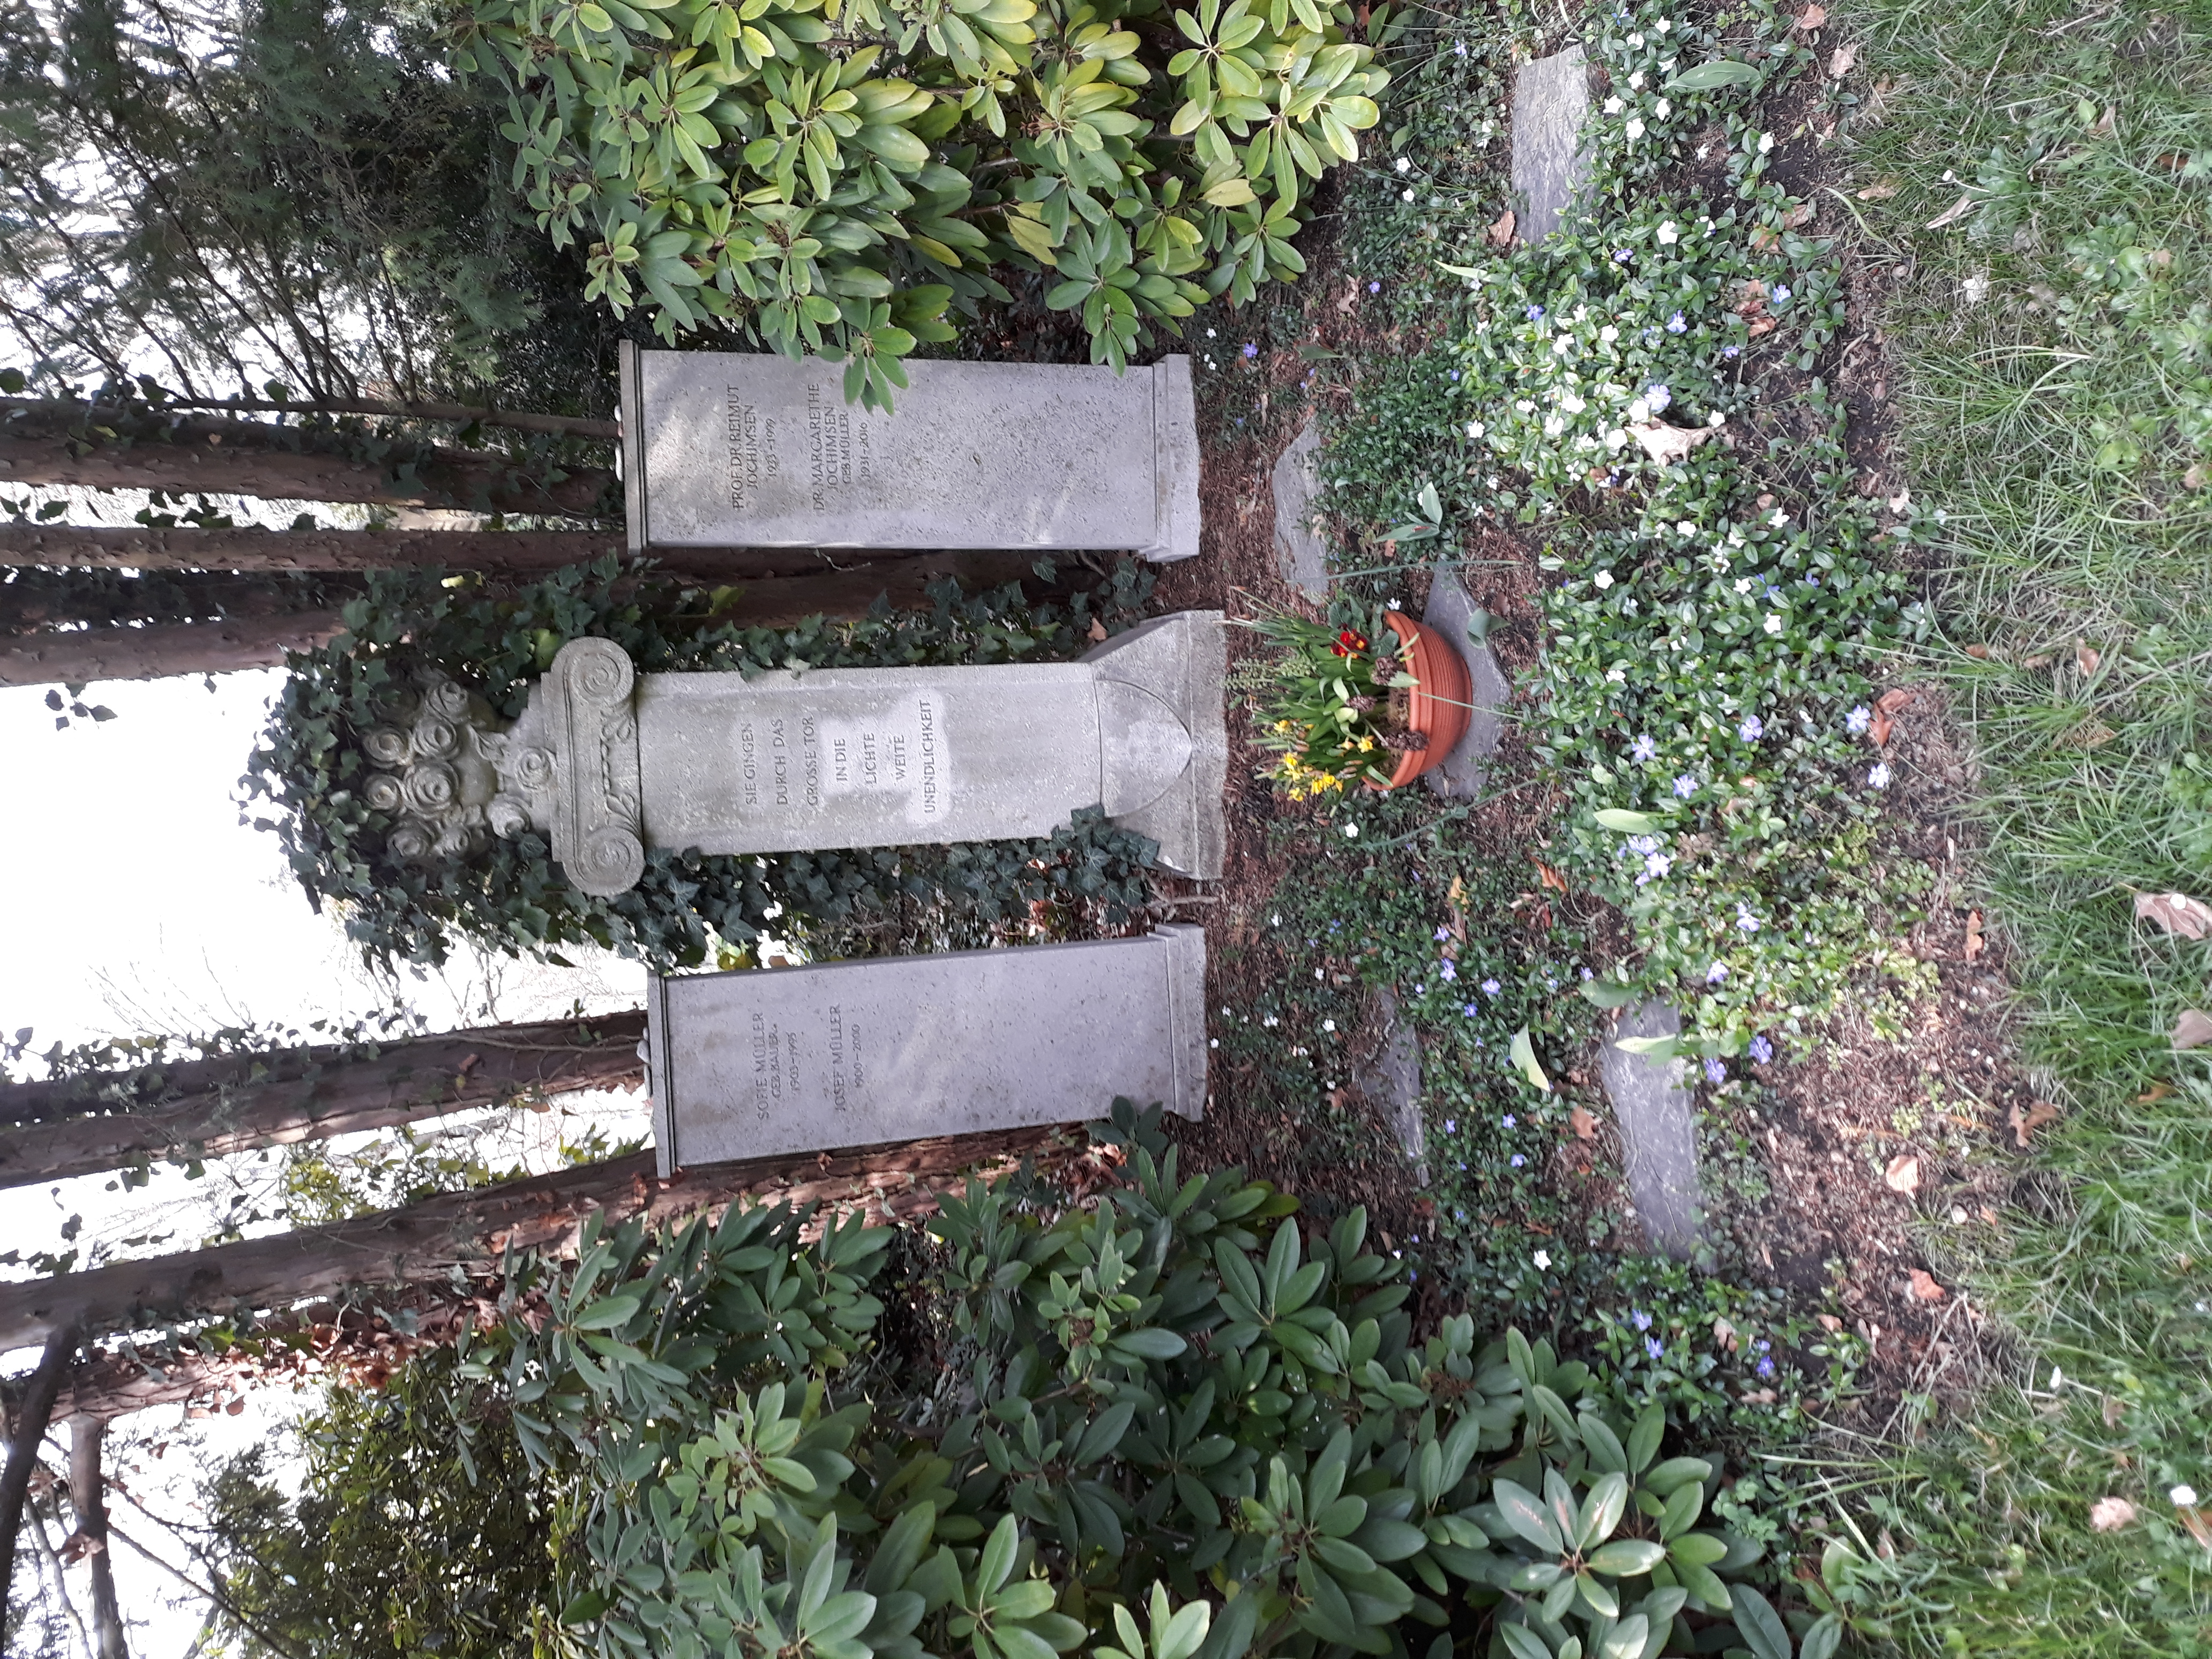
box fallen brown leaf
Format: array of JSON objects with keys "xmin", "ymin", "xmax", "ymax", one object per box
[
  {"xmin": 2008, "ymin": 1099, "xmax": 2060, "ymax": 1147},
  {"xmin": 2075, "ymin": 641, "xmax": 2101, "ymax": 675},
  {"xmin": 1870, "ymin": 709, "xmax": 1894, "ymax": 745},
  {"xmin": 1749, "ymin": 223, "xmax": 1783, "ymax": 252},
  {"xmin": 1965, "ymin": 911, "xmax": 1985, "ymax": 961},
  {"xmin": 1630, "ymin": 422, "xmax": 1716, "ymax": 464},
  {"xmin": 2091, "ymin": 104, "xmax": 2116, "ymax": 138},
  {"xmin": 1885, "ymin": 1153, "xmax": 1920, "ymax": 1193},
  {"xmin": 1087, "ymin": 616, "xmax": 1109, "ymax": 643},
  {"xmin": 2135, "ymin": 891, "xmax": 2212, "ymax": 940},
  {"xmin": 1907, "ymin": 1268, "xmax": 1946, "ymax": 1302},
  {"xmin": 1712, "ymin": 1317, "xmax": 1740, "ymax": 1352},
  {"xmin": 1783, "ymin": 201, "xmax": 1815, "ymax": 229},
  {"xmin": 1926, "ymin": 193, "xmax": 1977, "ymax": 229},
  {"xmin": 1746, "ymin": 315, "xmax": 1778, "ymax": 337},
  {"xmin": 1486, "ymin": 207, "xmax": 1516, "ymax": 248},
  {"xmin": 1569, "ymin": 1105, "xmax": 1598, "ymax": 1141},
  {"xmin": 2138, "ymin": 1081, "xmax": 2176, "ymax": 1104},
  {"xmin": 1875, "ymin": 688, "xmax": 1915, "ymax": 714},
  {"xmin": 1795, "ymin": 3, "xmax": 1826, "ymax": 25},
  {"xmin": 2173, "ymin": 1009, "xmax": 2212, "ymax": 1050},
  {"xmin": 1533, "ymin": 858, "xmax": 1568, "ymax": 892},
  {"xmin": 1828, "ymin": 42, "xmax": 1858, "ymax": 77},
  {"xmin": 1817, "ymin": 1313, "xmax": 1843, "ymax": 1333},
  {"xmin": 1856, "ymin": 177, "xmax": 1900, "ymax": 199}
]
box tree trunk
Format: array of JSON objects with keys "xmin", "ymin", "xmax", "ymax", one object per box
[
  {"xmin": 0, "ymin": 395, "xmax": 618, "ymax": 443},
  {"xmin": 0, "ymin": 526, "xmax": 1073, "ymax": 589},
  {"xmin": 0, "ymin": 1124, "xmax": 1079, "ymax": 1357},
  {"xmin": 0, "ymin": 432, "xmax": 616, "ymax": 519},
  {"xmin": 0, "ymin": 610, "xmax": 347, "ymax": 685},
  {"xmin": 0, "ymin": 569, "xmax": 350, "ymax": 635},
  {"xmin": 99, "ymin": 399, "xmax": 619, "ymax": 442},
  {"xmin": 0, "ymin": 1013, "xmax": 650, "ymax": 1188},
  {"xmin": 0, "ymin": 1328, "xmax": 74, "ymax": 1642},
  {"xmin": 68, "ymin": 1421, "xmax": 128, "ymax": 1659},
  {"xmin": 0, "ymin": 550, "xmax": 1066, "ymax": 684},
  {"xmin": 1, "ymin": 524, "xmax": 626, "ymax": 578}
]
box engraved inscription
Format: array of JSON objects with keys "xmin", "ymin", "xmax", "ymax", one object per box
[
  {"xmin": 724, "ymin": 392, "xmax": 779, "ymax": 510},
  {"xmin": 737, "ymin": 692, "xmax": 951, "ymax": 826},
  {"xmin": 804, "ymin": 380, "xmax": 873, "ymax": 511}
]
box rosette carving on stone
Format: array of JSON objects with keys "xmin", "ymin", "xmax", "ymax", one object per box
[{"xmin": 341, "ymin": 645, "xmax": 645, "ymax": 899}]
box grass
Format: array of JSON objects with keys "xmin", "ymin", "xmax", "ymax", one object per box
[{"xmin": 1835, "ymin": 0, "xmax": 2212, "ymax": 1647}]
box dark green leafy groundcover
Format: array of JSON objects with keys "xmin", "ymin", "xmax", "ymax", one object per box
[
  {"xmin": 244, "ymin": 557, "xmax": 1160, "ymax": 969},
  {"xmin": 215, "ymin": 1108, "xmax": 1845, "ymax": 1659}
]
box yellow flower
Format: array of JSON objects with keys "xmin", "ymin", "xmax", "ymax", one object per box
[{"xmin": 1356, "ymin": 735, "xmax": 1376, "ymax": 752}]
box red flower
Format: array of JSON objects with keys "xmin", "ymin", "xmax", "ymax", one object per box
[{"xmin": 1332, "ymin": 629, "xmax": 1369, "ymax": 656}]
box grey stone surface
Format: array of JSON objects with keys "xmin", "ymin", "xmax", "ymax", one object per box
[
  {"xmin": 621, "ymin": 343, "xmax": 1201, "ymax": 562},
  {"xmin": 646, "ymin": 925, "xmax": 1207, "ymax": 1173},
  {"xmin": 1271, "ymin": 421, "xmax": 1329, "ymax": 599},
  {"xmin": 1511, "ymin": 46, "xmax": 1593, "ymax": 243},
  {"xmin": 1419, "ymin": 566, "xmax": 1512, "ymax": 801},
  {"xmin": 1597, "ymin": 1000, "xmax": 1707, "ymax": 1259},
  {"xmin": 505, "ymin": 616, "xmax": 1225, "ymax": 894},
  {"xmin": 1355, "ymin": 988, "xmax": 1425, "ymax": 1168}
]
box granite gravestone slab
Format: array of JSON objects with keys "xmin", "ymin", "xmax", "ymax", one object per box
[
  {"xmin": 1511, "ymin": 46, "xmax": 1593, "ymax": 243},
  {"xmin": 620, "ymin": 343, "xmax": 1202, "ymax": 561},
  {"xmin": 434, "ymin": 611, "xmax": 1226, "ymax": 893},
  {"xmin": 645, "ymin": 925, "xmax": 1207, "ymax": 1172}
]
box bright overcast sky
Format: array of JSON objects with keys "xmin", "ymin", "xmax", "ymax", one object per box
[{"xmin": 2, "ymin": 668, "xmax": 653, "ymax": 1658}]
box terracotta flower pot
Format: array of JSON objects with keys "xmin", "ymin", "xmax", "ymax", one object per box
[{"xmin": 1372, "ymin": 610, "xmax": 1472, "ymax": 790}]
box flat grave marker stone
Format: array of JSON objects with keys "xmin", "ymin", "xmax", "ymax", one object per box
[
  {"xmin": 621, "ymin": 343, "xmax": 1201, "ymax": 561},
  {"xmin": 646, "ymin": 926, "xmax": 1207, "ymax": 1171}
]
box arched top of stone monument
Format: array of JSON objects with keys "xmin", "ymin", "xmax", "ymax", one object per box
[{"xmin": 1094, "ymin": 678, "xmax": 1196, "ymax": 817}]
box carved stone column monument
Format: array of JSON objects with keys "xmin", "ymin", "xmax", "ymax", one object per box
[
  {"xmin": 355, "ymin": 611, "xmax": 1227, "ymax": 890},
  {"xmin": 619, "ymin": 343, "xmax": 1202, "ymax": 562},
  {"xmin": 644, "ymin": 925, "xmax": 1207, "ymax": 1171}
]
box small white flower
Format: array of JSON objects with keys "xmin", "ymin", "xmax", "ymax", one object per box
[
  {"xmin": 1709, "ymin": 410, "xmax": 1727, "ymax": 428},
  {"xmin": 1600, "ymin": 324, "xmax": 1619, "ymax": 342},
  {"xmin": 1401, "ymin": 187, "xmax": 1415, "ymax": 203},
  {"xmin": 1770, "ymin": 509, "xmax": 1790, "ymax": 527},
  {"xmin": 1467, "ymin": 421, "xmax": 1485, "ymax": 438},
  {"xmin": 1961, "ymin": 272, "xmax": 1990, "ymax": 303},
  {"xmin": 1322, "ymin": 1019, "xmax": 1336, "ymax": 1031},
  {"xmin": 1533, "ymin": 1249, "xmax": 1552, "ymax": 1269},
  {"xmin": 1764, "ymin": 614, "xmax": 1783, "ymax": 635},
  {"xmin": 1603, "ymin": 428, "xmax": 1628, "ymax": 451},
  {"xmin": 1627, "ymin": 69, "xmax": 1646, "ymax": 88},
  {"xmin": 1394, "ymin": 155, "xmax": 1410, "ymax": 173},
  {"xmin": 1676, "ymin": 519, "xmax": 1697, "ymax": 537},
  {"xmin": 1604, "ymin": 94, "xmax": 1626, "ymax": 115},
  {"xmin": 1626, "ymin": 116, "xmax": 1647, "ymax": 140},
  {"xmin": 1758, "ymin": 131, "xmax": 1775, "ymax": 153},
  {"xmin": 1343, "ymin": 822, "xmax": 1359, "ymax": 838},
  {"xmin": 1543, "ymin": 414, "xmax": 1566, "ymax": 437},
  {"xmin": 1594, "ymin": 570, "xmax": 1615, "ymax": 589},
  {"xmin": 1561, "ymin": 393, "xmax": 1587, "ymax": 414},
  {"xmin": 1626, "ymin": 30, "xmax": 1644, "ymax": 45},
  {"xmin": 1209, "ymin": 1037, "xmax": 1219, "ymax": 1048},
  {"xmin": 1657, "ymin": 220, "xmax": 1679, "ymax": 245},
  {"xmin": 1736, "ymin": 577, "xmax": 1755, "ymax": 593},
  {"xmin": 1868, "ymin": 762, "xmax": 1893, "ymax": 789},
  {"xmin": 1655, "ymin": 98, "xmax": 1672, "ymax": 118},
  {"xmin": 1655, "ymin": 16, "xmax": 1671, "ymax": 30},
  {"xmin": 1515, "ymin": 398, "xmax": 1536, "ymax": 413},
  {"xmin": 1606, "ymin": 667, "xmax": 1627, "ymax": 682},
  {"xmin": 1627, "ymin": 398, "xmax": 1650, "ymax": 423},
  {"xmin": 1262, "ymin": 1014, "xmax": 1279, "ymax": 1028},
  {"xmin": 1552, "ymin": 334, "xmax": 1574, "ymax": 356},
  {"xmin": 1575, "ymin": 434, "xmax": 1597, "ymax": 451},
  {"xmin": 2174, "ymin": 1484, "xmax": 2201, "ymax": 1507}
]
